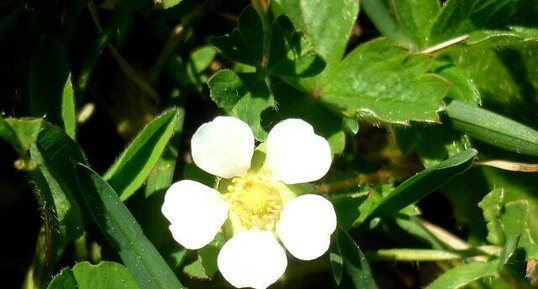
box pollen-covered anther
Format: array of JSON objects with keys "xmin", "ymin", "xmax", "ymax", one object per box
[{"xmin": 225, "ymin": 175, "xmax": 283, "ymax": 230}]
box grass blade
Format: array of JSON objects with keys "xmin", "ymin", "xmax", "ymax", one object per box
[
  {"xmin": 104, "ymin": 110, "xmax": 179, "ymax": 201},
  {"xmin": 74, "ymin": 162, "xmax": 184, "ymax": 289},
  {"xmin": 356, "ymin": 149, "xmax": 477, "ymax": 226},
  {"xmin": 447, "ymin": 100, "xmax": 538, "ymax": 156}
]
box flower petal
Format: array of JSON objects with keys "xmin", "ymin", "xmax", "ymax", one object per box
[
  {"xmin": 217, "ymin": 229, "xmax": 287, "ymax": 289},
  {"xmin": 276, "ymin": 194, "xmax": 337, "ymax": 261},
  {"xmin": 192, "ymin": 116, "xmax": 255, "ymax": 178},
  {"xmin": 266, "ymin": 119, "xmax": 331, "ymax": 184},
  {"xmin": 162, "ymin": 180, "xmax": 230, "ymax": 250}
]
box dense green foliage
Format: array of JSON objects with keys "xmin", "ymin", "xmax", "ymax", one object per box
[{"xmin": 1, "ymin": 0, "xmax": 538, "ymax": 288}]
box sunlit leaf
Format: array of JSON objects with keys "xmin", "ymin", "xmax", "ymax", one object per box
[
  {"xmin": 322, "ymin": 38, "xmax": 449, "ymax": 124},
  {"xmin": 104, "ymin": 110, "xmax": 180, "ymax": 201},
  {"xmin": 48, "ymin": 261, "xmax": 139, "ymax": 289},
  {"xmin": 426, "ymin": 261, "xmax": 499, "ymax": 289},
  {"xmin": 74, "ymin": 163, "xmax": 184, "ymax": 289},
  {"xmin": 356, "ymin": 149, "xmax": 477, "ymax": 226}
]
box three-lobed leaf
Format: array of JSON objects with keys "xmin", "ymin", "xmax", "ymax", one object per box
[{"xmin": 321, "ymin": 38, "xmax": 449, "ymax": 124}]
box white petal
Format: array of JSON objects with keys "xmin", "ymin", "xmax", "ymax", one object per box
[
  {"xmin": 162, "ymin": 180, "xmax": 230, "ymax": 250},
  {"xmin": 266, "ymin": 119, "xmax": 332, "ymax": 184},
  {"xmin": 217, "ymin": 229, "xmax": 287, "ymax": 289},
  {"xmin": 191, "ymin": 116, "xmax": 254, "ymax": 178},
  {"xmin": 276, "ymin": 194, "xmax": 337, "ymax": 260}
]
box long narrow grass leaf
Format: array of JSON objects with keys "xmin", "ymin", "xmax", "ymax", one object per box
[
  {"xmin": 74, "ymin": 163, "xmax": 184, "ymax": 289},
  {"xmin": 104, "ymin": 110, "xmax": 179, "ymax": 201},
  {"xmin": 447, "ymin": 100, "xmax": 538, "ymax": 156},
  {"xmin": 356, "ymin": 149, "xmax": 477, "ymax": 226}
]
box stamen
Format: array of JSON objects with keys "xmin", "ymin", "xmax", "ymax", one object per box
[{"xmin": 225, "ymin": 175, "xmax": 283, "ymax": 230}]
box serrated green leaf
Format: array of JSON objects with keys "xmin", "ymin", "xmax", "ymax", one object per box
[
  {"xmin": 271, "ymin": 0, "xmax": 359, "ymax": 88},
  {"xmin": 497, "ymin": 234, "xmax": 521, "ymax": 272},
  {"xmin": 427, "ymin": 0, "xmax": 538, "ymax": 45},
  {"xmin": 74, "ymin": 163, "xmax": 184, "ymax": 289},
  {"xmin": 209, "ymin": 6, "xmax": 264, "ymax": 68},
  {"xmin": 434, "ymin": 61, "xmax": 481, "ymax": 104},
  {"xmin": 447, "ymin": 100, "xmax": 538, "ymax": 156},
  {"xmin": 335, "ymin": 228, "xmax": 378, "ymax": 289},
  {"xmin": 357, "ymin": 149, "xmax": 477, "ymax": 226},
  {"xmin": 479, "ymin": 189, "xmax": 505, "ymax": 245},
  {"xmin": 267, "ymin": 16, "xmax": 325, "ymax": 78},
  {"xmin": 500, "ymin": 201, "xmax": 538, "ymax": 258},
  {"xmin": 426, "ymin": 261, "xmax": 499, "ymax": 289},
  {"xmin": 390, "ymin": 0, "xmax": 441, "ymax": 50},
  {"xmin": 48, "ymin": 261, "xmax": 139, "ymax": 289},
  {"xmin": 466, "ymin": 27, "xmax": 538, "ymax": 49},
  {"xmin": 47, "ymin": 267, "xmax": 77, "ymax": 288},
  {"xmin": 183, "ymin": 236, "xmax": 222, "ymax": 280},
  {"xmin": 321, "ymin": 38, "xmax": 449, "ymax": 124},
  {"xmin": 104, "ymin": 110, "xmax": 179, "ymax": 201},
  {"xmin": 208, "ymin": 70, "xmax": 275, "ymax": 140}
]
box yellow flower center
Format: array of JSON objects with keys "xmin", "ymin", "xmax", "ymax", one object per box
[{"xmin": 225, "ymin": 175, "xmax": 283, "ymax": 230}]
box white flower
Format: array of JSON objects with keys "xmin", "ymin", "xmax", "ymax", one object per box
[{"xmin": 162, "ymin": 116, "xmax": 337, "ymax": 289}]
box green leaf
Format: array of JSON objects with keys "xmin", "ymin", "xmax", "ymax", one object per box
[
  {"xmin": 335, "ymin": 228, "xmax": 378, "ymax": 289},
  {"xmin": 395, "ymin": 122, "xmax": 470, "ymax": 168},
  {"xmin": 466, "ymin": 27, "xmax": 538, "ymax": 50},
  {"xmin": 434, "ymin": 61, "xmax": 481, "ymax": 104},
  {"xmin": 104, "ymin": 110, "xmax": 179, "ymax": 201},
  {"xmin": 478, "ymin": 188, "xmax": 505, "ymax": 245},
  {"xmin": 61, "ymin": 73, "xmax": 76, "ymax": 139},
  {"xmin": 446, "ymin": 100, "xmax": 538, "ymax": 156},
  {"xmin": 183, "ymin": 236, "xmax": 223, "ymax": 280},
  {"xmin": 48, "ymin": 261, "xmax": 139, "ymax": 289},
  {"xmin": 0, "ymin": 116, "xmax": 25, "ymax": 153},
  {"xmin": 2, "ymin": 117, "xmax": 43, "ymax": 154},
  {"xmin": 74, "ymin": 163, "xmax": 184, "ymax": 289},
  {"xmin": 271, "ymin": 0, "xmax": 359, "ymax": 88},
  {"xmin": 209, "ymin": 6, "xmax": 264, "ymax": 68},
  {"xmin": 356, "ymin": 149, "xmax": 477, "ymax": 226},
  {"xmin": 425, "ymin": 261, "xmax": 499, "ymax": 289},
  {"xmin": 267, "ymin": 16, "xmax": 326, "ymax": 78},
  {"xmin": 390, "ymin": 0, "xmax": 441, "ymax": 50},
  {"xmin": 497, "ymin": 234, "xmax": 521, "ymax": 272},
  {"xmin": 208, "ymin": 70, "xmax": 275, "ymax": 140},
  {"xmin": 361, "ymin": 0, "xmax": 407, "ymax": 46},
  {"xmin": 321, "ymin": 38, "xmax": 449, "ymax": 124},
  {"xmin": 30, "ymin": 123, "xmax": 87, "ymax": 243},
  {"xmin": 160, "ymin": 0, "xmax": 182, "ymax": 10},
  {"xmin": 23, "ymin": 121, "xmax": 87, "ymax": 288},
  {"xmin": 427, "ymin": 0, "xmax": 538, "ymax": 45}
]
